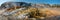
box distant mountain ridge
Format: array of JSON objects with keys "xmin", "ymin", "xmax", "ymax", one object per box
[{"xmin": 0, "ymin": 2, "xmax": 31, "ymax": 9}]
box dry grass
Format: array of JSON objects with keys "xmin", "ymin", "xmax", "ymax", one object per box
[
  {"xmin": 5, "ymin": 6, "xmax": 60, "ymax": 18},
  {"xmin": 1, "ymin": 6, "xmax": 60, "ymax": 20}
]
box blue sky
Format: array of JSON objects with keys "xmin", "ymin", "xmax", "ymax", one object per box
[{"xmin": 0, "ymin": 0, "xmax": 60, "ymax": 6}]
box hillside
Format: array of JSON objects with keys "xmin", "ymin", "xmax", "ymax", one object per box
[{"xmin": 0, "ymin": 2, "xmax": 60, "ymax": 20}]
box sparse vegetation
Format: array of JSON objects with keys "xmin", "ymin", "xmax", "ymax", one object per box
[{"xmin": 0, "ymin": 2, "xmax": 60, "ymax": 20}]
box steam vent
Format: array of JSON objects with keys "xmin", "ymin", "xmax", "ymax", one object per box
[{"xmin": 0, "ymin": 2, "xmax": 60, "ymax": 20}]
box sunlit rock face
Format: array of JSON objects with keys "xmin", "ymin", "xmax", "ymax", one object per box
[
  {"xmin": 0, "ymin": 2, "xmax": 31, "ymax": 20},
  {"xmin": 0, "ymin": 2, "xmax": 60, "ymax": 20}
]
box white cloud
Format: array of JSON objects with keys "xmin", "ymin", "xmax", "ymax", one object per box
[{"xmin": 0, "ymin": 0, "xmax": 13, "ymax": 6}]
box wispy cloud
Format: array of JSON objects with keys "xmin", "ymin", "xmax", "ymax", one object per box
[{"xmin": 0, "ymin": 0, "xmax": 13, "ymax": 6}]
